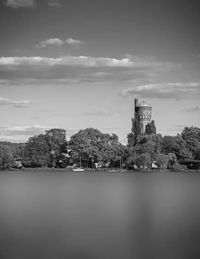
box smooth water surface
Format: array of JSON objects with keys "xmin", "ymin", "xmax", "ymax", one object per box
[{"xmin": 0, "ymin": 170, "xmax": 200, "ymax": 259}]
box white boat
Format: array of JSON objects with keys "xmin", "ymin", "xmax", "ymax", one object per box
[
  {"xmin": 73, "ymin": 155, "xmax": 84, "ymax": 172},
  {"xmin": 73, "ymin": 168, "xmax": 85, "ymax": 172}
]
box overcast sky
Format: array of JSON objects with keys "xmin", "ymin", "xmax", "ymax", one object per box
[{"xmin": 0, "ymin": 0, "xmax": 200, "ymax": 143}]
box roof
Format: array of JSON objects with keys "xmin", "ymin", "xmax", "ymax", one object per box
[{"xmin": 137, "ymin": 101, "xmax": 151, "ymax": 107}]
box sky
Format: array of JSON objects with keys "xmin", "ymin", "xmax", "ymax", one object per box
[{"xmin": 0, "ymin": 0, "xmax": 200, "ymax": 143}]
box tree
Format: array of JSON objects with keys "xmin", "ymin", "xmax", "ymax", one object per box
[
  {"xmin": 135, "ymin": 153, "xmax": 151, "ymax": 169},
  {"xmin": 23, "ymin": 128, "xmax": 67, "ymax": 168},
  {"xmin": 69, "ymin": 128, "xmax": 101, "ymax": 166},
  {"xmin": 168, "ymin": 153, "xmax": 178, "ymax": 168},
  {"xmin": 155, "ymin": 153, "xmax": 169, "ymax": 168},
  {"xmin": 181, "ymin": 127, "xmax": 200, "ymax": 160},
  {"xmin": 135, "ymin": 134, "xmax": 163, "ymax": 161},
  {"xmin": 127, "ymin": 132, "xmax": 135, "ymax": 147},
  {"xmin": 55, "ymin": 141, "xmax": 70, "ymax": 168},
  {"xmin": 125, "ymin": 147, "xmax": 137, "ymax": 169},
  {"xmin": 69, "ymin": 128, "xmax": 124, "ymax": 168},
  {"xmin": 0, "ymin": 142, "xmax": 25, "ymax": 160},
  {"xmin": 0, "ymin": 145, "xmax": 14, "ymax": 169},
  {"xmin": 45, "ymin": 129, "xmax": 67, "ymax": 167},
  {"xmin": 145, "ymin": 120, "xmax": 156, "ymax": 135},
  {"xmin": 23, "ymin": 134, "xmax": 50, "ymax": 167},
  {"xmin": 162, "ymin": 135, "xmax": 193, "ymax": 161}
]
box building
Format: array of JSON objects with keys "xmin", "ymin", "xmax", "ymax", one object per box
[{"xmin": 132, "ymin": 98, "xmax": 152, "ymax": 136}]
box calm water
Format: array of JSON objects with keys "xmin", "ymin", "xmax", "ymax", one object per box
[{"xmin": 0, "ymin": 170, "xmax": 200, "ymax": 259}]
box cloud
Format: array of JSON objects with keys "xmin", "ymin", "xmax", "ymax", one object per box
[
  {"xmin": 0, "ymin": 55, "xmax": 181, "ymax": 85},
  {"xmin": 36, "ymin": 38, "xmax": 84, "ymax": 48},
  {"xmin": 0, "ymin": 125, "xmax": 50, "ymax": 142},
  {"xmin": 0, "ymin": 55, "xmax": 176, "ymax": 69},
  {"xmin": 184, "ymin": 106, "xmax": 200, "ymax": 112},
  {"xmin": 121, "ymin": 82, "xmax": 200, "ymax": 100},
  {"xmin": 0, "ymin": 125, "xmax": 49, "ymax": 136},
  {"xmin": 65, "ymin": 38, "xmax": 84, "ymax": 45},
  {"xmin": 5, "ymin": 0, "xmax": 35, "ymax": 8},
  {"xmin": 0, "ymin": 125, "xmax": 79, "ymax": 142},
  {"xmin": 0, "ymin": 97, "xmax": 30, "ymax": 107},
  {"xmin": 37, "ymin": 38, "xmax": 64, "ymax": 48},
  {"xmin": 0, "ymin": 56, "xmax": 132, "ymax": 67}
]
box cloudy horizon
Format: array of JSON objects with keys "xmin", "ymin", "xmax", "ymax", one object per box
[{"xmin": 0, "ymin": 0, "xmax": 200, "ymax": 143}]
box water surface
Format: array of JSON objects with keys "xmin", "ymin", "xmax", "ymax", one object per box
[{"xmin": 0, "ymin": 170, "xmax": 200, "ymax": 259}]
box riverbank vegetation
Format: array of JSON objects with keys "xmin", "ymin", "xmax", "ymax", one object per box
[{"xmin": 0, "ymin": 125, "xmax": 200, "ymax": 171}]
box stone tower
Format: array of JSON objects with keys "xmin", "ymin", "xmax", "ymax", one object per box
[{"xmin": 132, "ymin": 98, "xmax": 152, "ymax": 136}]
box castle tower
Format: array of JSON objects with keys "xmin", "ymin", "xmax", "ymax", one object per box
[{"xmin": 132, "ymin": 98, "xmax": 152, "ymax": 135}]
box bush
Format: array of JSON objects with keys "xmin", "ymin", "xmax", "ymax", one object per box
[{"xmin": 170, "ymin": 163, "xmax": 187, "ymax": 172}]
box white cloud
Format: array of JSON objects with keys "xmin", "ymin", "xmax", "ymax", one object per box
[
  {"xmin": 1, "ymin": 125, "xmax": 50, "ymax": 135},
  {"xmin": 36, "ymin": 38, "xmax": 84, "ymax": 48},
  {"xmin": 5, "ymin": 0, "xmax": 35, "ymax": 8},
  {"xmin": 121, "ymin": 82, "xmax": 200, "ymax": 100},
  {"xmin": 37, "ymin": 38, "xmax": 64, "ymax": 48},
  {"xmin": 65, "ymin": 38, "xmax": 84, "ymax": 45},
  {"xmin": 0, "ymin": 55, "xmax": 176, "ymax": 69},
  {"xmin": 0, "ymin": 125, "xmax": 78, "ymax": 143},
  {"xmin": 0, "ymin": 125, "xmax": 50, "ymax": 142},
  {"xmin": 0, "ymin": 97, "xmax": 30, "ymax": 107}
]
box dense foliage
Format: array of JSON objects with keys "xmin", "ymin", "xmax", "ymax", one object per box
[
  {"xmin": 1, "ymin": 126, "xmax": 200, "ymax": 170},
  {"xmin": 126, "ymin": 126, "xmax": 200, "ymax": 169},
  {"xmin": 23, "ymin": 129, "xmax": 68, "ymax": 168},
  {"xmin": 145, "ymin": 120, "xmax": 156, "ymax": 135},
  {"xmin": 0, "ymin": 145, "xmax": 14, "ymax": 169},
  {"xmin": 68, "ymin": 128, "xmax": 126, "ymax": 168}
]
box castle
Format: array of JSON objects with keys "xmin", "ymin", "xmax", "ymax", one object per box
[{"xmin": 131, "ymin": 98, "xmax": 152, "ymax": 136}]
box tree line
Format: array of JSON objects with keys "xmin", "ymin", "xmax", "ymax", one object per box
[{"xmin": 0, "ymin": 123, "xmax": 200, "ymax": 170}]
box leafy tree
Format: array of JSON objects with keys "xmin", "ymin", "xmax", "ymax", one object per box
[
  {"xmin": 69, "ymin": 128, "xmax": 102, "ymax": 166},
  {"xmin": 69, "ymin": 128, "xmax": 123, "ymax": 168},
  {"xmin": 155, "ymin": 153, "xmax": 169, "ymax": 168},
  {"xmin": 168, "ymin": 153, "xmax": 178, "ymax": 168},
  {"xmin": 127, "ymin": 132, "xmax": 135, "ymax": 147},
  {"xmin": 0, "ymin": 145, "xmax": 14, "ymax": 169},
  {"xmin": 23, "ymin": 134, "xmax": 50, "ymax": 167},
  {"xmin": 125, "ymin": 147, "xmax": 137, "ymax": 169},
  {"xmin": 0, "ymin": 142, "xmax": 25, "ymax": 160},
  {"xmin": 181, "ymin": 127, "xmax": 200, "ymax": 142},
  {"xmin": 145, "ymin": 120, "xmax": 156, "ymax": 135},
  {"xmin": 135, "ymin": 153, "xmax": 151, "ymax": 169},
  {"xmin": 162, "ymin": 135, "xmax": 192, "ymax": 161},
  {"xmin": 55, "ymin": 141, "xmax": 70, "ymax": 168},
  {"xmin": 23, "ymin": 128, "xmax": 67, "ymax": 168},
  {"xmin": 135, "ymin": 134, "xmax": 163, "ymax": 161},
  {"xmin": 45, "ymin": 129, "xmax": 67, "ymax": 167},
  {"xmin": 181, "ymin": 127, "xmax": 200, "ymax": 160}
]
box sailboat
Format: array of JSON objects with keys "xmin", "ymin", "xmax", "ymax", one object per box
[{"xmin": 73, "ymin": 155, "xmax": 85, "ymax": 172}]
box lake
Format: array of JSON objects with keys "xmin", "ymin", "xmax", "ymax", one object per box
[{"xmin": 0, "ymin": 169, "xmax": 200, "ymax": 259}]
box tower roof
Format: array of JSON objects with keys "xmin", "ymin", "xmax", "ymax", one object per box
[{"xmin": 137, "ymin": 101, "xmax": 151, "ymax": 107}]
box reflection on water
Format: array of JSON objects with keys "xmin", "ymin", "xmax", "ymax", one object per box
[{"xmin": 0, "ymin": 171, "xmax": 200, "ymax": 259}]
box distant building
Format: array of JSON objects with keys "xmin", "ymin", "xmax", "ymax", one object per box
[{"xmin": 132, "ymin": 98, "xmax": 152, "ymax": 136}]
